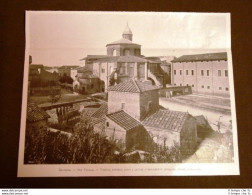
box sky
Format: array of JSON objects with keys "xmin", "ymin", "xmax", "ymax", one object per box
[{"xmin": 27, "ymin": 12, "xmax": 230, "ymax": 67}]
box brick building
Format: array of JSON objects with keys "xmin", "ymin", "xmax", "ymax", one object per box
[
  {"xmin": 73, "ymin": 67, "xmax": 101, "ymax": 94},
  {"xmin": 58, "ymin": 65, "xmax": 79, "ymax": 77},
  {"xmin": 171, "ymin": 52, "xmax": 230, "ymax": 96},
  {"xmin": 93, "ymin": 79, "xmax": 197, "ymax": 154},
  {"xmin": 80, "ymin": 23, "xmax": 168, "ymax": 92}
]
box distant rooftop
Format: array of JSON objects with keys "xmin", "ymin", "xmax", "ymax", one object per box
[
  {"xmin": 30, "ymin": 64, "xmax": 44, "ymax": 69},
  {"xmin": 58, "ymin": 65, "xmax": 79, "ymax": 69},
  {"xmin": 80, "ymin": 55, "xmax": 107, "ymax": 61},
  {"xmin": 107, "ymin": 110, "xmax": 142, "ymax": 131},
  {"xmin": 142, "ymin": 109, "xmax": 189, "ymax": 132},
  {"xmin": 91, "ymin": 103, "xmax": 108, "ymax": 119},
  {"xmin": 172, "ymin": 52, "xmax": 227, "ymax": 63},
  {"xmin": 108, "ymin": 79, "xmax": 161, "ymax": 93},
  {"xmin": 76, "ymin": 66, "xmax": 92, "ymax": 73}
]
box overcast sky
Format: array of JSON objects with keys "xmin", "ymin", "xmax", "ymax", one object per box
[{"xmin": 27, "ymin": 12, "xmax": 230, "ymax": 66}]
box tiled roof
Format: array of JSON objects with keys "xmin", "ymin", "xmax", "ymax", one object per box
[
  {"xmin": 91, "ymin": 103, "xmax": 108, "ymax": 118},
  {"xmin": 108, "ymin": 79, "xmax": 161, "ymax": 93},
  {"xmin": 76, "ymin": 67, "xmax": 91, "ymax": 73},
  {"xmin": 94, "ymin": 56, "xmax": 156, "ymax": 63},
  {"xmin": 142, "ymin": 109, "xmax": 189, "ymax": 132},
  {"xmin": 107, "ymin": 110, "xmax": 142, "ymax": 131},
  {"xmin": 80, "ymin": 55, "xmax": 107, "ymax": 61},
  {"xmin": 27, "ymin": 103, "xmax": 50, "ymax": 122},
  {"xmin": 58, "ymin": 65, "xmax": 79, "ymax": 69},
  {"xmin": 79, "ymin": 74, "xmax": 99, "ymax": 79},
  {"xmin": 91, "ymin": 117, "xmax": 106, "ymax": 126},
  {"xmin": 106, "ymin": 38, "xmax": 140, "ymax": 46},
  {"xmin": 30, "ymin": 64, "xmax": 44, "ymax": 69},
  {"xmin": 172, "ymin": 52, "xmax": 227, "ymax": 62}
]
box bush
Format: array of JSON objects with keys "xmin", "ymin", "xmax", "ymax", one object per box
[
  {"xmin": 59, "ymin": 75, "xmax": 73, "ymax": 84},
  {"xmin": 24, "ymin": 122, "xmax": 119, "ymax": 164}
]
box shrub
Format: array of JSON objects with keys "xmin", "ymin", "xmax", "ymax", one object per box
[{"xmin": 24, "ymin": 122, "xmax": 118, "ymax": 164}]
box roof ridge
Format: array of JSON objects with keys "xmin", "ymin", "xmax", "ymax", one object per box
[
  {"xmin": 106, "ymin": 110, "xmax": 123, "ymax": 117},
  {"xmin": 132, "ymin": 79, "xmax": 141, "ymax": 92}
]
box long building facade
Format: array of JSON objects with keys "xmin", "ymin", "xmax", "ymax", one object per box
[{"xmin": 171, "ymin": 52, "xmax": 230, "ymax": 96}]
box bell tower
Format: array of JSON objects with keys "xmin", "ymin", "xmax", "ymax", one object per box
[{"xmin": 122, "ymin": 22, "xmax": 133, "ymax": 41}]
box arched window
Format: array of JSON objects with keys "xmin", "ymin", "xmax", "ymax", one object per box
[
  {"xmin": 112, "ymin": 49, "xmax": 116, "ymax": 56},
  {"xmin": 124, "ymin": 49, "xmax": 130, "ymax": 56},
  {"xmin": 134, "ymin": 49, "xmax": 140, "ymax": 56}
]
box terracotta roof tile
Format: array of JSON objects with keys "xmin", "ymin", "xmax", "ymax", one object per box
[
  {"xmin": 172, "ymin": 52, "xmax": 227, "ymax": 63},
  {"xmin": 108, "ymin": 79, "xmax": 161, "ymax": 93},
  {"xmin": 80, "ymin": 55, "xmax": 107, "ymax": 61},
  {"xmin": 94, "ymin": 56, "xmax": 156, "ymax": 63},
  {"xmin": 91, "ymin": 103, "xmax": 108, "ymax": 118},
  {"xmin": 107, "ymin": 110, "xmax": 141, "ymax": 131},
  {"xmin": 142, "ymin": 109, "xmax": 189, "ymax": 132},
  {"xmin": 27, "ymin": 103, "xmax": 50, "ymax": 122}
]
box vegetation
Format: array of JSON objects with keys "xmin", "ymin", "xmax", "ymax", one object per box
[
  {"xmin": 30, "ymin": 78, "xmax": 58, "ymax": 88},
  {"xmin": 59, "ymin": 74, "xmax": 73, "ymax": 84},
  {"xmin": 24, "ymin": 121, "xmax": 120, "ymax": 164}
]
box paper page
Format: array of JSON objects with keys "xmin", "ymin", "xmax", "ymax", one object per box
[{"xmin": 18, "ymin": 11, "xmax": 239, "ymax": 177}]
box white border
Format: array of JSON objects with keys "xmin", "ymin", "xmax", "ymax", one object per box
[{"xmin": 18, "ymin": 11, "xmax": 239, "ymax": 177}]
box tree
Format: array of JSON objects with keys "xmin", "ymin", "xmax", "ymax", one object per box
[{"xmin": 24, "ymin": 121, "xmax": 119, "ymax": 164}]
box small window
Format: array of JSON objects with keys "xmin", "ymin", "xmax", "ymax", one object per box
[
  {"xmin": 225, "ymin": 70, "xmax": 228, "ymax": 77},
  {"xmin": 202, "ymin": 85, "xmax": 204, "ymax": 88},
  {"xmin": 180, "ymin": 83, "xmax": 182, "ymax": 86},
  {"xmin": 121, "ymin": 103, "xmax": 125, "ymax": 110},
  {"xmin": 186, "ymin": 70, "xmax": 189, "ymax": 75},
  {"xmin": 192, "ymin": 84, "xmax": 194, "ymax": 87},
  {"xmin": 219, "ymin": 87, "xmax": 222, "ymax": 90},
  {"xmin": 186, "ymin": 84, "xmax": 189, "ymax": 86},
  {"xmin": 106, "ymin": 122, "xmax": 109, "ymax": 127},
  {"xmin": 102, "ymin": 68, "xmax": 105, "ymax": 73},
  {"xmin": 191, "ymin": 70, "xmax": 194, "ymax": 76},
  {"xmin": 201, "ymin": 70, "xmax": 204, "ymax": 76},
  {"xmin": 207, "ymin": 70, "xmax": 210, "ymax": 76},
  {"xmin": 91, "ymin": 84, "xmax": 94, "ymax": 89},
  {"xmin": 174, "ymin": 83, "xmax": 176, "ymax": 86},
  {"xmin": 218, "ymin": 70, "xmax": 222, "ymax": 76},
  {"xmin": 226, "ymin": 87, "xmax": 229, "ymax": 91},
  {"xmin": 207, "ymin": 86, "xmax": 210, "ymax": 89},
  {"xmin": 180, "ymin": 70, "xmax": 182, "ymax": 75},
  {"xmin": 174, "ymin": 70, "xmax": 176, "ymax": 75}
]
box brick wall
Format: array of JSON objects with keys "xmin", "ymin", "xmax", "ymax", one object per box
[
  {"xmin": 180, "ymin": 115, "xmax": 197, "ymax": 157},
  {"xmin": 108, "ymin": 91, "xmax": 140, "ymax": 120},
  {"xmin": 144, "ymin": 126, "xmax": 180, "ymax": 148},
  {"xmin": 139, "ymin": 90, "xmax": 159, "ymax": 120}
]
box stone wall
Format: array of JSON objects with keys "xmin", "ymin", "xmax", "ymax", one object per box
[
  {"xmin": 108, "ymin": 91, "xmax": 140, "ymax": 120},
  {"xmin": 126, "ymin": 126, "xmax": 153, "ymax": 152},
  {"xmin": 139, "ymin": 90, "xmax": 159, "ymax": 120},
  {"xmin": 180, "ymin": 115, "xmax": 197, "ymax": 156},
  {"xmin": 144, "ymin": 126, "xmax": 180, "ymax": 149}
]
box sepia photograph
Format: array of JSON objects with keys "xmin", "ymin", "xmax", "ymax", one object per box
[{"xmin": 18, "ymin": 11, "xmax": 239, "ymax": 177}]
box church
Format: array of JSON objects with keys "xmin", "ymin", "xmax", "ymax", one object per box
[{"xmin": 80, "ymin": 23, "xmax": 169, "ymax": 92}]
